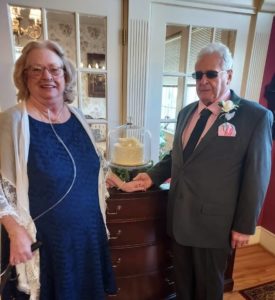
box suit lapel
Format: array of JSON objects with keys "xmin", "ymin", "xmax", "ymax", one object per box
[
  {"xmin": 184, "ymin": 90, "xmax": 241, "ymax": 163},
  {"xmin": 176, "ymin": 103, "xmax": 198, "ymax": 165},
  {"xmin": 190, "ymin": 115, "xmax": 224, "ymax": 159},
  {"xmin": 177, "ymin": 103, "xmax": 198, "ymax": 150}
]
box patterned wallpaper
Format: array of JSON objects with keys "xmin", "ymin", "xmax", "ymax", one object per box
[
  {"xmin": 13, "ymin": 14, "xmax": 107, "ymax": 146},
  {"xmin": 48, "ymin": 17, "xmax": 107, "ymax": 140},
  {"xmin": 48, "ymin": 18, "xmax": 106, "ymax": 67},
  {"xmin": 48, "ymin": 21, "xmax": 76, "ymax": 63}
]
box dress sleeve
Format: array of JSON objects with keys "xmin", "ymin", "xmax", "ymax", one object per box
[{"xmin": 0, "ymin": 174, "xmax": 19, "ymax": 219}]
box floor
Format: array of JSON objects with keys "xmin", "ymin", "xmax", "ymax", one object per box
[{"xmin": 223, "ymin": 244, "xmax": 275, "ymax": 299}]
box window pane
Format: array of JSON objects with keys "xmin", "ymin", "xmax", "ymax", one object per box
[
  {"xmin": 186, "ymin": 86, "xmax": 198, "ymax": 106},
  {"xmin": 47, "ymin": 11, "xmax": 76, "ymax": 64},
  {"xmin": 79, "ymin": 15, "xmax": 107, "ymax": 69},
  {"xmin": 161, "ymin": 86, "xmax": 177, "ymax": 120},
  {"xmin": 164, "ymin": 25, "xmax": 188, "ymax": 73},
  {"xmin": 9, "ymin": 5, "xmax": 43, "ymax": 58},
  {"xmin": 160, "ymin": 123, "xmax": 175, "ymax": 159},
  {"xmin": 187, "ymin": 26, "xmax": 212, "ymax": 75},
  {"xmin": 81, "ymin": 72, "xmax": 107, "ymax": 120},
  {"xmin": 162, "ymin": 76, "xmax": 185, "ymax": 120},
  {"xmin": 164, "ymin": 34, "xmax": 181, "ymax": 73},
  {"xmin": 215, "ymin": 28, "xmax": 236, "ymax": 56},
  {"xmin": 89, "ymin": 123, "xmax": 107, "ymax": 154}
]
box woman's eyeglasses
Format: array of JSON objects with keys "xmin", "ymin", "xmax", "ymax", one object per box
[
  {"xmin": 25, "ymin": 65, "xmax": 64, "ymax": 78},
  {"xmin": 192, "ymin": 70, "xmax": 227, "ymax": 80}
]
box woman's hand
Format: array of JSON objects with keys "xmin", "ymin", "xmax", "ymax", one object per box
[
  {"xmin": 106, "ymin": 171, "xmax": 146, "ymax": 192},
  {"xmin": 9, "ymin": 228, "xmax": 34, "ymax": 265},
  {"xmin": 116, "ymin": 180, "xmax": 146, "ymax": 192},
  {"xmin": 1, "ymin": 216, "xmax": 34, "ymax": 265}
]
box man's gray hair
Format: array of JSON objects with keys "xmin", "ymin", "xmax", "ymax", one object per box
[{"xmin": 197, "ymin": 42, "xmax": 233, "ymax": 70}]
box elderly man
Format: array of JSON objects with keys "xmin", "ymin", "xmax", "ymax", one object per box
[{"xmin": 135, "ymin": 42, "xmax": 273, "ymax": 300}]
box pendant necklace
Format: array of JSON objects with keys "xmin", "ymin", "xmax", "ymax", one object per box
[
  {"xmin": 47, "ymin": 103, "xmax": 65, "ymax": 124},
  {"xmin": 30, "ymin": 102, "xmax": 65, "ymax": 124}
]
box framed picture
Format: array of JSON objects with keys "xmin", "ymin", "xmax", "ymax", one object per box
[
  {"xmin": 87, "ymin": 53, "xmax": 106, "ymax": 98},
  {"xmin": 88, "ymin": 74, "xmax": 106, "ymax": 98}
]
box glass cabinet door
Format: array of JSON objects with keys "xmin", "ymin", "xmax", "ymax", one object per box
[
  {"xmin": 8, "ymin": 5, "xmax": 112, "ymax": 153},
  {"xmin": 9, "ymin": 6, "xmax": 43, "ymax": 60}
]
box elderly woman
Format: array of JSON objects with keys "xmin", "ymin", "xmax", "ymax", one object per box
[{"xmin": 0, "ymin": 40, "xmax": 131, "ymax": 300}]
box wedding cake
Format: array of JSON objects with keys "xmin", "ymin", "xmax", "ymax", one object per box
[{"xmin": 112, "ymin": 137, "xmax": 144, "ymax": 166}]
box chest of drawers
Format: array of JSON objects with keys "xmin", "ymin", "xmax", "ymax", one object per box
[{"xmin": 106, "ymin": 187, "xmax": 235, "ymax": 299}]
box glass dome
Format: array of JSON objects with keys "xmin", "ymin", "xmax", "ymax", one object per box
[{"xmin": 107, "ymin": 122, "xmax": 151, "ymax": 169}]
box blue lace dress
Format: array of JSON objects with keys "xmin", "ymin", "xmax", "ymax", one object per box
[{"xmin": 27, "ymin": 114, "xmax": 116, "ymax": 300}]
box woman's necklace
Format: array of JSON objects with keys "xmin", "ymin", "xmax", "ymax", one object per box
[
  {"xmin": 29, "ymin": 102, "xmax": 66, "ymax": 124},
  {"xmin": 47, "ymin": 103, "xmax": 65, "ymax": 123}
]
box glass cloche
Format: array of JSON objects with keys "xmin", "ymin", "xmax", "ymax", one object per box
[{"xmin": 107, "ymin": 122, "xmax": 152, "ymax": 170}]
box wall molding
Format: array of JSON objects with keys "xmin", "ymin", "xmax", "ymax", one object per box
[
  {"xmin": 248, "ymin": 226, "xmax": 261, "ymax": 244},
  {"xmin": 154, "ymin": 0, "xmax": 275, "ymax": 13},
  {"xmin": 259, "ymin": 227, "xmax": 275, "ymax": 255},
  {"xmin": 260, "ymin": 0, "xmax": 275, "ymax": 12},
  {"xmin": 248, "ymin": 226, "xmax": 275, "ymax": 256},
  {"xmin": 126, "ymin": 18, "xmax": 149, "ymax": 127},
  {"xmin": 243, "ymin": 12, "xmax": 274, "ymax": 101},
  {"xmin": 152, "ymin": 0, "xmax": 257, "ymax": 14}
]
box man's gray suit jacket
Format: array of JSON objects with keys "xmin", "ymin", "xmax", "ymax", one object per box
[{"xmin": 148, "ymin": 90, "xmax": 273, "ymax": 249}]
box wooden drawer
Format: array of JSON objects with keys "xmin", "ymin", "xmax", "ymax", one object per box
[
  {"xmin": 107, "ymin": 190, "xmax": 168, "ymax": 221},
  {"xmin": 107, "ymin": 268, "xmax": 175, "ymax": 300},
  {"xmin": 108, "ymin": 219, "xmax": 166, "ymax": 246},
  {"xmin": 111, "ymin": 243, "xmax": 173, "ymax": 276}
]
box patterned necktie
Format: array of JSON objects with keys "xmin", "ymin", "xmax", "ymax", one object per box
[{"xmin": 183, "ymin": 108, "xmax": 212, "ymax": 162}]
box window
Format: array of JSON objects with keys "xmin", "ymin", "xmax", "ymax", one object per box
[
  {"xmin": 160, "ymin": 25, "xmax": 236, "ymax": 157},
  {"xmin": 9, "ymin": 5, "xmax": 109, "ymax": 152}
]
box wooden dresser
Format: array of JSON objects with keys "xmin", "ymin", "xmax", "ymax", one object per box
[{"xmin": 106, "ymin": 187, "xmax": 235, "ymax": 300}]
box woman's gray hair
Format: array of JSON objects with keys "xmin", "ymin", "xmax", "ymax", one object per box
[
  {"xmin": 197, "ymin": 42, "xmax": 233, "ymax": 71},
  {"xmin": 13, "ymin": 40, "xmax": 76, "ymax": 103}
]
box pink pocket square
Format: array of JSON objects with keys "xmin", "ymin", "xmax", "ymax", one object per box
[{"xmin": 218, "ymin": 122, "xmax": 236, "ymax": 137}]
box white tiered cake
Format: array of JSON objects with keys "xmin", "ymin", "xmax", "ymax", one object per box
[{"xmin": 112, "ymin": 137, "xmax": 144, "ymax": 166}]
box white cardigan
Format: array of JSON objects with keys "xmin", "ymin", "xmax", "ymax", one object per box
[{"xmin": 0, "ymin": 102, "xmax": 109, "ymax": 299}]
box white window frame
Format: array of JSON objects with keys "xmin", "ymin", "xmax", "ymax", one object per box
[
  {"xmin": 146, "ymin": 3, "xmax": 251, "ymax": 163},
  {"xmin": 0, "ymin": 0, "xmax": 122, "ymax": 134}
]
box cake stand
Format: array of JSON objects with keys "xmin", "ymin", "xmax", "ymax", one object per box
[
  {"xmin": 107, "ymin": 122, "xmax": 152, "ymax": 181},
  {"xmin": 108, "ymin": 160, "xmax": 153, "ymax": 182}
]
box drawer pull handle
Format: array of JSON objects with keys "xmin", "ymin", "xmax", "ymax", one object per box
[
  {"xmin": 167, "ymin": 250, "xmax": 174, "ymax": 258},
  {"xmin": 165, "ymin": 278, "xmax": 175, "ymax": 286},
  {"xmin": 107, "ymin": 205, "xmax": 122, "ymax": 215},
  {"xmin": 112, "ymin": 257, "xmax": 121, "ymax": 268},
  {"xmin": 110, "ymin": 229, "xmax": 122, "ymax": 240},
  {"xmin": 108, "ymin": 288, "xmax": 121, "ymax": 297}
]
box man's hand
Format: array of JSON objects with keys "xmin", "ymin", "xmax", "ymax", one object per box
[
  {"xmin": 133, "ymin": 173, "xmax": 153, "ymax": 191},
  {"xmin": 106, "ymin": 171, "xmax": 146, "ymax": 192},
  {"xmin": 118, "ymin": 180, "xmax": 146, "ymax": 192},
  {"xmin": 231, "ymin": 230, "xmax": 250, "ymax": 248}
]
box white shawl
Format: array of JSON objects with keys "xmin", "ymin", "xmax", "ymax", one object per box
[{"xmin": 0, "ymin": 102, "xmax": 109, "ymax": 299}]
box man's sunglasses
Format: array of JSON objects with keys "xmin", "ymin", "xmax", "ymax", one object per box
[{"xmin": 191, "ymin": 70, "xmax": 227, "ymax": 80}]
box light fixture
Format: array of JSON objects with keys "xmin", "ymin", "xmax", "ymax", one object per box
[{"xmin": 10, "ymin": 6, "xmax": 42, "ymax": 40}]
